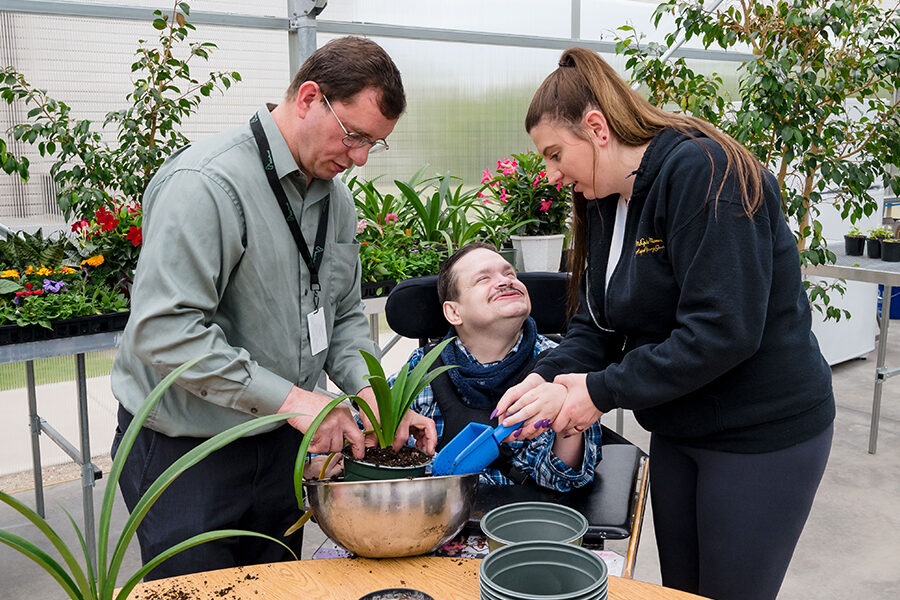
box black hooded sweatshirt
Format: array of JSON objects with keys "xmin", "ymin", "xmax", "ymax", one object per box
[{"xmin": 533, "ymin": 128, "xmax": 834, "ymax": 452}]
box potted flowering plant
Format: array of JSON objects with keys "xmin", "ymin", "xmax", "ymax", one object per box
[
  {"xmin": 70, "ymin": 201, "xmax": 142, "ymax": 292},
  {"xmin": 867, "ymin": 226, "xmax": 893, "ymax": 259},
  {"xmin": 479, "ymin": 151, "xmax": 571, "ymax": 272}
]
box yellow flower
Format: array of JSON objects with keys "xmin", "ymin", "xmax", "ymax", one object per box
[
  {"xmin": 58, "ymin": 266, "xmax": 76, "ymax": 275},
  {"xmin": 35, "ymin": 265, "xmax": 53, "ymax": 276},
  {"xmin": 0, "ymin": 269, "xmax": 19, "ymax": 279},
  {"xmin": 24, "ymin": 265, "xmax": 34, "ymax": 275},
  {"xmin": 81, "ymin": 255, "xmax": 105, "ymax": 267}
]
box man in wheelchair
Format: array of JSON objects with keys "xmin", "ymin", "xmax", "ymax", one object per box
[{"xmin": 388, "ymin": 242, "xmax": 602, "ymax": 491}]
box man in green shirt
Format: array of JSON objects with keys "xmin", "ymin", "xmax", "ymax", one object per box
[{"xmin": 110, "ymin": 37, "xmax": 435, "ymax": 579}]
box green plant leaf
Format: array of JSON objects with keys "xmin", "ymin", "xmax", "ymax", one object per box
[
  {"xmin": 0, "ymin": 529, "xmax": 81, "ymax": 600},
  {"xmin": 116, "ymin": 530, "xmax": 295, "ymax": 600},
  {"xmin": 352, "ymin": 394, "xmax": 387, "ymax": 449},
  {"xmin": 107, "ymin": 411, "xmax": 300, "ymax": 590},
  {"xmin": 97, "ymin": 355, "xmax": 208, "ymax": 589},
  {"xmin": 292, "ymin": 395, "xmax": 351, "ymax": 508},
  {"xmin": 0, "ymin": 279, "xmax": 23, "ymax": 293}
]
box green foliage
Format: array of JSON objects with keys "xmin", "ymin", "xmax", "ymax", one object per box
[
  {"xmin": 479, "ymin": 151, "xmax": 571, "ymax": 236},
  {"xmin": 0, "ymin": 356, "xmax": 300, "ymax": 600},
  {"xmin": 0, "ymin": 0, "xmax": 240, "ymax": 221},
  {"xmin": 845, "ymin": 225, "xmax": 865, "ymax": 238},
  {"xmin": 617, "ymin": 0, "xmax": 900, "ymax": 321},
  {"xmin": 0, "ymin": 229, "xmax": 69, "ymax": 269},
  {"xmin": 867, "ymin": 226, "xmax": 894, "ymax": 240}
]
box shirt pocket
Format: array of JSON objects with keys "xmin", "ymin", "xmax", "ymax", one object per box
[{"xmin": 325, "ymin": 241, "xmax": 361, "ymax": 304}]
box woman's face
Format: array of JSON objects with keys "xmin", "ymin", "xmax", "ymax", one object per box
[{"xmin": 529, "ymin": 118, "xmax": 605, "ymax": 199}]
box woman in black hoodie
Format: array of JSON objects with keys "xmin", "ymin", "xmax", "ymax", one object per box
[{"xmin": 495, "ymin": 48, "xmax": 834, "ymax": 600}]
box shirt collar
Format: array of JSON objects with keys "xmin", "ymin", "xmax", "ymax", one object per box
[{"xmin": 256, "ymin": 104, "xmax": 334, "ymax": 204}]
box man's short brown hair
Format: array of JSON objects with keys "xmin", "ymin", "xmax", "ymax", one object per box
[
  {"xmin": 437, "ymin": 242, "xmax": 499, "ymax": 304},
  {"xmin": 286, "ymin": 37, "xmax": 406, "ymax": 120}
]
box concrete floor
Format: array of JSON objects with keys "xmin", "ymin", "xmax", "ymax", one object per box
[{"xmin": 1, "ymin": 329, "xmax": 898, "ymax": 599}]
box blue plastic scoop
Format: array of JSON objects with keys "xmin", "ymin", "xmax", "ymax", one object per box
[{"xmin": 432, "ymin": 421, "xmax": 523, "ymax": 476}]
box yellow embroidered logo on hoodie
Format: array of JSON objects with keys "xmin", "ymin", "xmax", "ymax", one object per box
[{"xmin": 635, "ymin": 237, "xmax": 665, "ymax": 256}]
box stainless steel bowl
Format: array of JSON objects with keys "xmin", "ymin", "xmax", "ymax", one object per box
[{"xmin": 304, "ymin": 473, "xmax": 479, "ymax": 558}]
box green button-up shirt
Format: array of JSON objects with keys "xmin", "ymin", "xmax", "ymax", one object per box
[{"xmin": 111, "ymin": 106, "xmax": 377, "ymax": 437}]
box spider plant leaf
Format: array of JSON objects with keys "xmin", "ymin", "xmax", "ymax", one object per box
[
  {"xmin": 98, "ymin": 354, "xmax": 207, "ymax": 589},
  {"xmin": 389, "ymin": 362, "xmax": 411, "ymax": 416},
  {"xmin": 359, "ymin": 348, "xmax": 386, "ymax": 382},
  {"xmin": 354, "ymin": 394, "xmax": 388, "ymax": 449},
  {"xmin": 405, "ymin": 337, "xmax": 454, "ymax": 398},
  {"xmin": 283, "ymin": 508, "xmax": 315, "ymax": 537},
  {"xmin": 107, "ymin": 411, "xmax": 300, "ymax": 589},
  {"xmin": 0, "ymin": 491, "xmax": 92, "ymax": 598},
  {"xmin": 0, "ymin": 530, "xmax": 81, "ymax": 600},
  {"xmin": 365, "ymin": 373, "xmax": 395, "ymax": 446},
  {"xmin": 62, "ymin": 506, "xmax": 97, "ymax": 598},
  {"xmin": 402, "ymin": 365, "xmax": 458, "ymax": 418},
  {"xmin": 116, "ymin": 529, "xmax": 296, "ymax": 600},
  {"xmin": 292, "ymin": 395, "xmax": 351, "ymax": 508}
]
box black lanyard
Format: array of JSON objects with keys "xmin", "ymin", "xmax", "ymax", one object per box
[{"xmin": 250, "ymin": 114, "xmax": 330, "ymax": 306}]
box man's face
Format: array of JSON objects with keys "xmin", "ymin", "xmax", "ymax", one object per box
[
  {"xmin": 444, "ymin": 248, "xmax": 531, "ymax": 331},
  {"xmin": 296, "ymin": 86, "xmax": 397, "ymax": 182}
]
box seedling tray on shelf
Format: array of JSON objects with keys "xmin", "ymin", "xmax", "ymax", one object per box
[{"xmin": 0, "ymin": 312, "xmax": 129, "ymax": 346}]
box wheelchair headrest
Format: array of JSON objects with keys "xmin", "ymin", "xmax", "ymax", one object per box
[{"xmin": 384, "ymin": 271, "xmax": 570, "ymax": 341}]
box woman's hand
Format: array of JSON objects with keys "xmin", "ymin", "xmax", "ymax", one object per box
[
  {"xmin": 498, "ymin": 381, "xmax": 567, "ymax": 441},
  {"xmin": 553, "ymin": 373, "xmax": 604, "ymax": 436},
  {"xmin": 494, "ymin": 372, "xmax": 546, "ymax": 423}
]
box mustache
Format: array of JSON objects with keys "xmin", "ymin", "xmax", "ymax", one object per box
[{"xmin": 489, "ymin": 285, "xmax": 524, "ymax": 302}]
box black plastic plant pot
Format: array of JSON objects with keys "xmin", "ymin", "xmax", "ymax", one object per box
[
  {"xmin": 360, "ymin": 279, "xmax": 397, "ymax": 299},
  {"xmin": 867, "ymin": 238, "xmax": 882, "ymax": 259},
  {"xmin": 480, "ymin": 501, "xmax": 589, "ymax": 552},
  {"xmin": 341, "ymin": 447, "xmax": 430, "ymax": 481},
  {"xmin": 358, "ymin": 589, "xmax": 435, "ymax": 600},
  {"xmin": 844, "ymin": 235, "xmax": 865, "ymax": 256},
  {"xmin": 881, "ymin": 240, "xmax": 900, "ymax": 262},
  {"xmin": 479, "ymin": 541, "xmax": 609, "ymax": 600}
]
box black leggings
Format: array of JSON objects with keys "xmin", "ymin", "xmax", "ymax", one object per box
[{"xmin": 649, "ymin": 423, "xmax": 832, "ymax": 600}]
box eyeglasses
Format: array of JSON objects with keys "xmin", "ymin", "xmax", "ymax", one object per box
[{"xmin": 323, "ymin": 94, "xmax": 389, "ymax": 154}]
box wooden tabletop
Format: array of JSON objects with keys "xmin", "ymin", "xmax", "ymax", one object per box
[{"xmin": 126, "ymin": 557, "xmax": 708, "ymax": 600}]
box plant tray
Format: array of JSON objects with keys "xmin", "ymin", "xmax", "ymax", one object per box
[
  {"xmin": 361, "ymin": 279, "xmax": 397, "ymax": 299},
  {"xmin": 0, "ymin": 312, "xmax": 130, "ymax": 346}
]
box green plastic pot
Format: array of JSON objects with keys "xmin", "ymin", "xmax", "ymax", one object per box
[
  {"xmin": 341, "ymin": 447, "xmax": 430, "ymax": 482},
  {"xmin": 479, "ymin": 540, "xmax": 608, "ymax": 600},
  {"xmin": 480, "ymin": 501, "xmax": 589, "ymax": 552}
]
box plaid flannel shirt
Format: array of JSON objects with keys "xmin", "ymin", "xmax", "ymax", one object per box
[{"xmin": 388, "ymin": 334, "xmax": 603, "ymax": 491}]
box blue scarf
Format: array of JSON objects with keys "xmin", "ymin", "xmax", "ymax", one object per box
[{"xmin": 441, "ymin": 317, "xmax": 538, "ymax": 409}]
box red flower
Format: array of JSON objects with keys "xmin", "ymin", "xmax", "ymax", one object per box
[
  {"xmin": 24, "ymin": 283, "xmax": 33, "ymax": 290},
  {"xmin": 126, "ymin": 226, "xmax": 142, "ymax": 246},
  {"xmin": 71, "ymin": 219, "xmax": 89, "ymax": 233},
  {"xmin": 95, "ymin": 207, "xmax": 120, "ymax": 232}
]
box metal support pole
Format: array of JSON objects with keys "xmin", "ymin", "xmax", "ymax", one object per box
[
  {"xmin": 288, "ymin": 0, "xmax": 327, "ymax": 78},
  {"xmin": 570, "ymin": 0, "xmax": 581, "ymax": 40},
  {"xmin": 75, "ymin": 353, "xmax": 97, "ymax": 570},
  {"xmin": 869, "ymin": 284, "xmax": 894, "ymax": 454},
  {"xmin": 25, "ymin": 361, "xmax": 45, "ymax": 517}
]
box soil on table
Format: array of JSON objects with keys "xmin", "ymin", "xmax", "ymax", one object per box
[{"xmin": 358, "ymin": 445, "xmax": 430, "ymax": 468}]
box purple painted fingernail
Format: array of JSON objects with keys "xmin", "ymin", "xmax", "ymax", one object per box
[
  {"xmin": 533, "ymin": 421, "xmax": 542, "ymax": 430},
  {"xmin": 490, "ymin": 409, "xmax": 499, "ymax": 419},
  {"xmin": 513, "ymin": 428, "xmax": 522, "ymax": 438},
  {"xmin": 546, "ymin": 420, "xmax": 554, "ymax": 428}
]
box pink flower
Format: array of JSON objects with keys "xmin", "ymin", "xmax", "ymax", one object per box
[
  {"xmin": 532, "ymin": 177, "xmax": 540, "ymax": 188},
  {"xmin": 477, "ymin": 191, "xmax": 485, "ymax": 198},
  {"xmin": 539, "ymin": 170, "xmax": 546, "ymax": 179},
  {"xmin": 556, "ymin": 181, "xmax": 563, "ymax": 191},
  {"xmin": 540, "ymin": 199, "xmax": 552, "ymax": 212},
  {"xmin": 480, "ymin": 169, "xmax": 492, "ymax": 184},
  {"xmin": 497, "ymin": 158, "xmax": 518, "ymax": 176},
  {"xmin": 385, "ymin": 213, "xmax": 398, "ymax": 225},
  {"xmin": 71, "ymin": 219, "xmax": 89, "ymax": 233},
  {"xmin": 499, "ymin": 188, "xmax": 508, "ymax": 203},
  {"xmin": 356, "ymin": 219, "xmax": 367, "ymax": 234}
]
